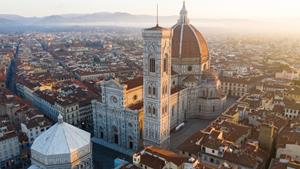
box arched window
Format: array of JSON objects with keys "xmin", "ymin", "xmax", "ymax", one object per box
[
  {"xmin": 99, "ymin": 126, "xmax": 104, "ymax": 139},
  {"xmin": 153, "ymin": 87, "xmax": 156, "ymax": 96},
  {"xmin": 128, "ymin": 123, "xmax": 133, "ymax": 127},
  {"xmin": 112, "ymin": 126, "xmax": 118, "ymax": 133},
  {"xmin": 163, "ymin": 58, "xmax": 167, "ymax": 72},
  {"xmin": 148, "ymin": 86, "xmax": 152, "ymax": 95},
  {"xmin": 148, "ymin": 106, "xmax": 151, "ymax": 115},
  {"xmin": 128, "ymin": 135, "xmax": 134, "ymax": 149},
  {"xmin": 152, "ymin": 107, "xmax": 156, "ymax": 116},
  {"xmin": 149, "ymin": 58, "xmax": 155, "ymax": 72},
  {"xmin": 212, "ymin": 106, "xmax": 215, "ymax": 112}
]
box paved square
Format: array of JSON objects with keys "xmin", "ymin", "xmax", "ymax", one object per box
[
  {"xmin": 170, "ymin": 97, "xmax": 238, "ymax": 150},
  {"xmin": 170, "ymin": 119, "xmax": 212, "ymax": 150}
]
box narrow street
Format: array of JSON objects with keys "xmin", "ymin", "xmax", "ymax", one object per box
[{"xmin": 6, "ymin": 43, "xmax": 19, "ymax": 94}]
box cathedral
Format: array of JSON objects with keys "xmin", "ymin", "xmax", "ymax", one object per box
[{"xmin": 92, "ymin": 2, "xmax": 226, "ymax": 151}]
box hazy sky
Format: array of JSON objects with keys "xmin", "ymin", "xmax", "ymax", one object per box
[{"xmin": 1, "ymin": 0, "xmax": 300, "ymax": 19}]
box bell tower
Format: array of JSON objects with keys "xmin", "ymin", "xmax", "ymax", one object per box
[{"xmin": 142, "ymin": 24, "xmax": 172, "ymax": 147}]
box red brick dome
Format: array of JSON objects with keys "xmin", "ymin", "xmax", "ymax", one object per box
[{"xmin": 171, "ymin": 2, "xmax": 209, "ymax": 64}]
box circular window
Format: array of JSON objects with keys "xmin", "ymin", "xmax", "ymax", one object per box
[
  {"xmin": 111, "ymin": 96, "xmax": 118, "ymax": 103},
  {"xmin": 188, "ymin": 66, "xmax": 192, "ymax": 71},
  {"xmin": 133, "ymin": 95, "xmax": 138, "ymax": 100}
]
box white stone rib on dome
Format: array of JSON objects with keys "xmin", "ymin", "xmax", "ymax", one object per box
[{"xmin": 31, "ymin": 121, "xmax": 90, "ymax": 156}]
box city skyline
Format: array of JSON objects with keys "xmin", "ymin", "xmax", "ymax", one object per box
[
  {"xmin": 0, "ymin": 1, "xmax": 300, "ymax": 169},
  {"xmin": 1, "ymin": 0, "xmax": 300, "ymax": 19}
]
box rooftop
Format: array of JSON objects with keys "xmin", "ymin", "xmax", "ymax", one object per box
[{"xmin": 31, "ymin": 115, "xmax": 90, "ymax": 156}]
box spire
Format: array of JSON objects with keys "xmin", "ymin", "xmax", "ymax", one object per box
[
  {"xmin": 57, "ymin": 113, "xmax": 63, "ymax": 124},
  {"xmin": 156, "ymin": 3, "xmax": 159, "ymax": 27},
  {"xmin": 178, "ymin": 0, "xmax": 189, "ymax": 25}
]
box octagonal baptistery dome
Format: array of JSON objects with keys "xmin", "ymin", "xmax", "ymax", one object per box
[
  {"xmin": 171, "ymin": 2, "xmax": 209, "ymax": 84},
  {"xmin": 28, "ymin": 114, "xmax": 92, "ymax": 169}
]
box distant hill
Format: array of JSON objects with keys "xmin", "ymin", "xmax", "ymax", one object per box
[
  {"xmin": 0, "ymin": 12, "xmax": 299, "ymax": 34},
  {"xmin": 0, "ymin": 18, "xmax": 16, "ymax": 24},
  {"xmin": 0, "ymin": 12, "xmax": 178, "ymax": 25}
]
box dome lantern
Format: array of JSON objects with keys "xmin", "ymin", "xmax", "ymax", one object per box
[
  {"xmin": 178, "ymin": 1, "xmax": 189, "ymax": 25},
  {"xmin": 57, "ymin": 113, "xmax": 63, "ymax": 124}
]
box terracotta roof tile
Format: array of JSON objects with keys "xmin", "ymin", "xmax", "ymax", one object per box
[
  {"xmin": 123, "ymin": 77, "xmax": 143, "ymax": 90},
  {"xmin": 172, "ymin": 24, "xmax": 208, "ymax": 62},
  {"xmin": 140, "ymin": 153, "xmax": 165, "ymax": 169},
  {"xmin": 128, "ymin": 101, "xmax": 143, "ymax": 110}
]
